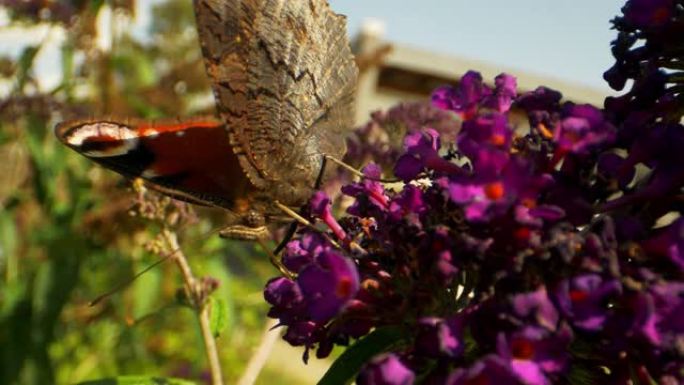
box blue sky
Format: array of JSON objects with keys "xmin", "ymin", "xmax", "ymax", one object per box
[{"xmin": 330, "ymin": 0, "xmax": 625, "ymax": 91}]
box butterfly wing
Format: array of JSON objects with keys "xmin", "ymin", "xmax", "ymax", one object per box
[
  {"xmin": 55, "ymin": 118, "xmax": 255, "ymax": 210},
  {"xmin": 193, "ymin": 0, "xmax": 358, "ymax": 205}
]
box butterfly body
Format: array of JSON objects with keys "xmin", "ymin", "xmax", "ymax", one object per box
[{"xmin": 56, "ymin": 0, "xmax": 358, "ymax": 239}]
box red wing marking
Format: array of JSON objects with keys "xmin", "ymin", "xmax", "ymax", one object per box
[{"xmin": 55, "ymin": 118, "xmax": 255, "ymax": 210}]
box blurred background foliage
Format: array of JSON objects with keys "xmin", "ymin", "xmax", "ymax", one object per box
[{"xmin": 0, "ymin": 1, "xmax": 303, "ymax": 383}]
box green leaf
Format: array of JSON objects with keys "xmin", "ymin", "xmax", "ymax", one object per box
[
  {"xmin": 203, "ymin": 258, "xmax": 235, "ymax": 331},
  {"xmin": 59, "ymin": 42, "xmax": 75, "ymax": 98},
  {"xmin": 208, "ymin": 297, "xmax": 228, "ymax": 338},
  {"xmin": 76, "ymin": 376, "xmax": 197, "ymax": 385},
  {"xmin": 318, "ymin": 326, "xmax": 407, "ymax": 385},
  {"xmin": 566, "ymin": 364, "xmax": 605, "ymax": 385},
  {"xmin": 0, "ymin": 211, "xmax": 18, "ymax": 282},
  {"xmin": 111, "ymin": 54, "xmax": 156, "ymax": 88},
  {"xmin": 88, "ymin": 0, "xmax": 105, "ymax": 13},
  {"xmin": 15, "ymin": 45, "xmax": 39, "ymax": 91}
]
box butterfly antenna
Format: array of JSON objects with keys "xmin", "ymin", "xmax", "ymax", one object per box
[
  {"xmin": 324, "ymin": 154, "xmax": 401, "ymax": 183},
  {"xmin": 256, "ymin": 237, "xmax": 294, "ymax": 278},
  {"xmin": 88, "ymin": 251, "xmax": 175, "ymax": 307}
]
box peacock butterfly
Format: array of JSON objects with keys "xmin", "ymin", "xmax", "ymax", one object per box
[{"xmin": 55, "ymin": 0, "xmax": 358, "ymax": 239}]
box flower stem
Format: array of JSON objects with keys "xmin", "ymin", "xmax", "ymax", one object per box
[
  {"xmin": 198, "ymin": 301, "xmax": 224, "ymax": 385},
  {"xmin": 161, "ymin": 229, "xmax": 224, "ymax": 385},
  {"xmin": 236, "ymin": 318, "xmax": 281, "ymax": 385}
]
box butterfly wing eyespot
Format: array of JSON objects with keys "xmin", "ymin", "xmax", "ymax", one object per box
[
  {"xmin": 56, "ymin": 120, "xmax": 130, "ymax": 144},
  {"xmin": 55, "ymin": 121, "xmax": 140, "ymax": 158}
]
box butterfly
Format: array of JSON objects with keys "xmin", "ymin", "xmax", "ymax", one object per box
[{"xmin": 55, "ymin": 0, "xmax": 358, "ymax": 240}]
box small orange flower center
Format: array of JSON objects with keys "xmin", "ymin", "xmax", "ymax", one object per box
[
  {"xmin": 511, "ymin": 338, "xmax": 536, "ymax": 360},
  {"xmin": 431, "ymin": 240, "xmax": 445, "ymax": 252},
  {"xmin": 490, "ymin": 133, "xmax": 506, "ymax": 146},
  {"xmin": 521, "ymin": 198, "xmax": 536, "ymax": 208},
  {"xmin": 569, "ymin": 289, "xmax": 589, "ymax": 303},
  {"xmin": 484, "ymin": 182, "xmax": 505, "ymax": 200},
  {"xmin": 336, "ymin": 277, "xmax": 353, "ymax": 298},
  {"xmin": 514, "ymin": 227, "xmax": 531, "ymax": 241},
  {"xmin": 652, "ymin": 8, "xmax": 670, "ymax": 24}
]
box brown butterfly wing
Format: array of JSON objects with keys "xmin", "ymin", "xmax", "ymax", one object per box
[{"xmin": 193, "ymin": 0, "xmax": 358, "ymax": 206}]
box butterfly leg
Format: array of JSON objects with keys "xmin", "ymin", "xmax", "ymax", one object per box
[
  {"xmin": 217, "ymin": 224, "xmax": 293, "ymax": 277},
  {"xmin": 273, "ymin": 201, "xmax": 342, "ymax": 250},
  {"xmin": 314, "ymin": 154, "xmax": 328, "ymax": 190},
  {"xmin": 273, "ymin": 221, "xmax": 298, "ymax": 255},
  {"xmin": 256, "ymin": 238, "xmax": 294, "ymax": 279}
]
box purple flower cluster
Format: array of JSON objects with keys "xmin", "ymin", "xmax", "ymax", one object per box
[{"xmin": 264, "ymin": 1, "xmax": 684, "ymax": 384}]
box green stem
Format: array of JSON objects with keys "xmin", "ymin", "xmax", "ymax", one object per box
[{"xmin": 161, "ymin": 229, "xmax": 224, "ymax": 385}]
